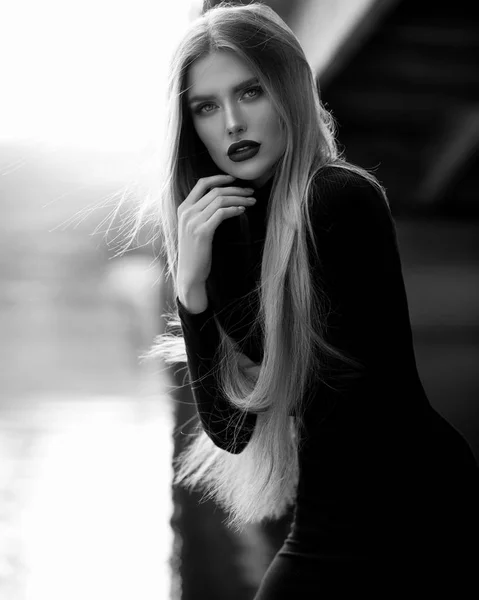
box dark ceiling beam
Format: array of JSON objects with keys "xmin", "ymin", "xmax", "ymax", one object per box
[
  {"xmin": 414, "ymin": 109, "xmax": 479, "ymax": 206},
  {"xmin": 291, "ymin": 0, "xmax": 402, "ymax": 88}
]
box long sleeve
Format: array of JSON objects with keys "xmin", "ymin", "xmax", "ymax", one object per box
[{"xmin": 176, "ymin": 296, "xmax": 257, "ymax": 454}]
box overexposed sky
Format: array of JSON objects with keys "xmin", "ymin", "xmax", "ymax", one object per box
[{"xmin": 0, "ymin": 0, "xmax": 202, "ymax": 152}]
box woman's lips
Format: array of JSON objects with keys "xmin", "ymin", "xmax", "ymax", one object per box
[{"xmin": 228, "ymin": 145, "xmax": 261, "ymax": 162}]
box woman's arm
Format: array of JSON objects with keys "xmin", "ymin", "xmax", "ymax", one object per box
[{"xmin": 176, "ymin": 295, "xmax": 258, "ymax": 454}]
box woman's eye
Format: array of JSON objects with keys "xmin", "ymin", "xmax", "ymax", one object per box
[
  {"xmin": 196, "ymin": 102, "xmax": 215, "ymax": 114},
  {"xmin": 244, "ymin": 86, "xmax": 262, "ymax": 99},
  {"xmin": 195, "ymin": 86, "xmax": 263, "ymax": 115}
]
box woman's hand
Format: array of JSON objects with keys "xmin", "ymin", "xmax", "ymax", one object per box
[{"xmin": 177, "ymin": 174, "xmax": 256, "ymax": 288}]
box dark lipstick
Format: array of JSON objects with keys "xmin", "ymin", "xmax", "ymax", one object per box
[{"xmin": 227, "ymin": 140, "xmax": 261, "ymax": 162}]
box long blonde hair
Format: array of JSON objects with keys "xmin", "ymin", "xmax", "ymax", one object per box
[{"xmin": 109, "ymin": 1, "xmax": 387, "ymax": 532}]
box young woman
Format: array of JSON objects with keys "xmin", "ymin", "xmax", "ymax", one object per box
[{"xmin": 120, "ymin": 1, "xmax": 479, "ymax": 595}]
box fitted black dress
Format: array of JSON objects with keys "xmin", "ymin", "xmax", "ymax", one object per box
[{"xmin": 176, "ymin": 166, "xmax": 479, "ymax": 595}]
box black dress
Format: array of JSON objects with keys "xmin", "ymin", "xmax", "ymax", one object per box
[{"xmin": 176, "ymin": 166, "xmax": 479, "ymax": 596}]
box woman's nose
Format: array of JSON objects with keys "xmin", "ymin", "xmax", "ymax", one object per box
[{"xmin": 225, "ymin": 104, "xmax": 246, "ymax": 135}]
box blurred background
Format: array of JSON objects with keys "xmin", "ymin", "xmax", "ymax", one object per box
[{"xmin": 1, "ymin": 0, "xmax": 478, "ymax": 598}]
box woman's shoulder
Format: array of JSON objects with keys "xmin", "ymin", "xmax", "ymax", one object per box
[{"xmin": 309, "ymin": 164, "xmax": 392, "ymax": 230}]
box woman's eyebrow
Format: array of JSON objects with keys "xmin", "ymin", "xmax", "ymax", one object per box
[{"xmin": 187, "ymin": 77, "xmax": 259, "ymax": 105}]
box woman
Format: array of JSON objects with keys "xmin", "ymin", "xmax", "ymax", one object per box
[{"xmin": 122, "ymin": 1, "xmax": 479, "ymax": 595}]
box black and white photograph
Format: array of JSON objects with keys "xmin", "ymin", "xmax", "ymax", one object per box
[{"xmin": 1, "ymin": 1, "xmax": 478, "ymax": 598}]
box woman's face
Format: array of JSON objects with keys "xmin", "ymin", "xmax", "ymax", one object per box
[{"xmin": 186, "ymin": 50, "xmax": 286, "ymax": 189}]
